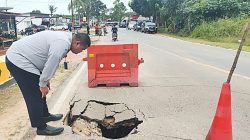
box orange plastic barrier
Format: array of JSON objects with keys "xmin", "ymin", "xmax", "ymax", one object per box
[{"xmin": 83, "ymin": 44, "xmax": 144, "ymax": 87}]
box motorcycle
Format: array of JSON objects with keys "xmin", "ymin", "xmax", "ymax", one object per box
[{"xmin": 112, "ymin": 32, "xmax": 117, "ymax": 41}]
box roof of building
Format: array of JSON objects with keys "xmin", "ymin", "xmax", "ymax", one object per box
[
  {"xmin": 0, "ymin": 7, "xmax": 13, "ymax": 11},
  {"xmin": 0, "ymin": 11, "xmax": 19, "ymax": 19},
  {"xmin": 0, "ymin": 7, "xmax": 20, "ymax": 18},
  {"xmin": 15, "ymin": 12, "xmax": 50, "ymax": 18},
  {"xmin": 24, "ymin": 12, "xmax": 50, "ymax": 15}
]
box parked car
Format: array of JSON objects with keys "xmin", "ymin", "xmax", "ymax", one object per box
[
  {"xmin": 119, "ymin": 20, "xmax": 127, "ymax": 28},
  {"xmin": 67, "ymin": 23, "xmax": 82, "ymax": 31},
  {"xmin": 128, "ymin": 21, "xmax": 136, "ymax": 30},
  {"xmin": 141, "ymin": 22, "xmax": 157, "ymax": 33},
  {"xmin": 49, "ymin": 23, "xmax": 68, "ymax": 30},
  {"xmin": 24, "ymin": 26, "xmax": 34, "ymax": 35},
  {"xmin": 25, "ymin": 25, "xmax": 47, "ymax": 35},
  {"xmin": 134, "ymin": 21, "xmax": 143, "ymax": 31},
  {"xmin": 37, "ymin": 25, "xmax": 48, "ymax": 31}
]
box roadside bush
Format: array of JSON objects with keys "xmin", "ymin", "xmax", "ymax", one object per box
[
  {"xmin": 158, "ymin": 27, "xmax": 168, "ymax": 33},
  {"xmin": 177, "ymin": 27, "xmax": 190, "ymax": 37},
  {"xmin": 191, "ymin": 17, "xmax": 250, "ymax": 43}
]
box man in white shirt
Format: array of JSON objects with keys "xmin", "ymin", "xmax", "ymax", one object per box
[{"xmin": 5, "ymin": 31, "xmax": 91, "ymax": 136}]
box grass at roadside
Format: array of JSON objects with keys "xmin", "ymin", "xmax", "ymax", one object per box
[{"xmin": 158, "ymin": 33, "xmax": 250, "ymax": 52}]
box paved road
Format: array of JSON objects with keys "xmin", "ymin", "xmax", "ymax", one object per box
[{"xmin": 37, "ymin": 28, "xmax": 250, "ymax": 140}]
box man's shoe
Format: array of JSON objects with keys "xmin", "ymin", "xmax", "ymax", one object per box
[
  {"xmin": 43, "ymin": 114, "xmax": 63, "ymax": 123},
  {"xmin": 37, "ymin": 125, "xmax": 64, "ymax": 136}
]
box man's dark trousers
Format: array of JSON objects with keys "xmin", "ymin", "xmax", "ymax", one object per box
[{"xmin": 5, "ymin": 57, "xmax": 48, "ymax": 129}]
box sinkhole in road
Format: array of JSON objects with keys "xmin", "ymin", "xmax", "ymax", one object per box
[{"xmin": 63, "ymin": 100, "xmax": 143, "ymax": 139}]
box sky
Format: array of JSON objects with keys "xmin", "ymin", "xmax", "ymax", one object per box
[{"xmin": 0, "ymin": 0, "xmax": 130, "ymax": 15}]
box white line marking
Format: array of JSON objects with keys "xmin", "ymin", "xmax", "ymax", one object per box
[
  {"xmin": 142, "ymin": 43, "xmax": 250, "ymax": 80},
  {"xmin": 35, "ymin": 62, "xmax": 87, "ymax": 140}
]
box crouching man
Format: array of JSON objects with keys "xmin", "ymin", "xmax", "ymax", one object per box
[{"xmin": 5, "ymin": 31, "xmax": 91, "ymax": 136}]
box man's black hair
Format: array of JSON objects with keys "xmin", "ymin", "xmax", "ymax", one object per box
[{"xmin": 74, "ymin": 33, "xmax": 91, "ymax": 47}]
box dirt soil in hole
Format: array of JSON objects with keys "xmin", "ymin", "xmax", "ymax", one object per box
[
  {"xmin": 0, "ymin": 51, "xmax": 86, "ymax": 140},
  {"xmin": 64, "ymin": 100, "xmax": 143, "ymax": 139}
]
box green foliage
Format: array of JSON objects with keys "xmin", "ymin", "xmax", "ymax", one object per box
[
  {"xmin": 129, "ymin": 0, "xmax": 150, "ymax": 17},
  {"xmin": 68, "ymin": 0, "xmax": 107, "ymax": 21},
  {"xmin": 31, "ymin": 10, "xmax": 41, "ymax": 13},
  {"xmin": 130, "ymin": 0, "xmax": 250, "ymax": 35},
  {"xmin": 110, "ymin": 0, "xmax": 127, "ymax": 22},
  {"xmin": 129, "ymin": 0, "xmax": 162, "ymax": 22},
  {"xmin": 191, "ymin": 18, "xmax": 249, "ymax": 42},
  {"xmin": 159, "ymin": 17, "xmax": 250, "ymax": 46},
  {"xmin": 48, "ymin": 5, "xmax": 57, "ymax": 17},
  {"xmin": 158, "ymin": 27, "xmax": 168, "ymax": 33}
]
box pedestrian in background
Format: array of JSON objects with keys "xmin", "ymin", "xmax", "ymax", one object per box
[{"xmin": 87, "ymin": 24, "xmax": 90, "ymax": 35}]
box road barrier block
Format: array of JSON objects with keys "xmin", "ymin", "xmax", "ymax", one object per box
[{"xmin": 83, "ymin": 44, "xmax": 144, "ymax": 87}]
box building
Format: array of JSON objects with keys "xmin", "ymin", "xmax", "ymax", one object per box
[
  {"xmin": 16, "ymin": 12, "xmax": 50, "ymax": 32},
  {"xmin": 0, "ymin": 7, "xmax": 16, "ymax": 87},
  {"xmin": 0, "ymin": 7, "xmax": 18, "ymax": 48},
  {"xmin": 16, "ymin": 12, "xmax": 71, "ymax": 32}
]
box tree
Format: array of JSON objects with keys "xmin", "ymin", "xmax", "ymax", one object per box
[
  {"xmin": 158, "ymin": 0, "xmax": 185, "ymax": 32},
  {"xmin": 68, "ymin": 0, "xmax": 107, "ymax": 23},
  {"xmin": 162, "ymin": 0, "xmax": 250, "ymax": 34},
  {"xmin": 90, "ymin": 0, "xmax": 107, "ymax": 19},
  {"xmin": 110, "ymin": 0, "xmax": 127, "ymax": 22},
  {"xmin": 129, "ymin": 0, "xmax": 162, "ymax": 22},
  {"xmin": 48, "ymin": 5, "xmax": 57, "ymax": 17},
  {"xmin": 148, "ymin": 0, "xmax": 162, "ymax": 23},
  {"xmin": 129, "ymin": 0, "xmax": 151, "ymax": 18},
  {"xmin": 100, "ymin": 8, "xmax": 109, "ymax": 21},
  {"xmin": 31, "ymin": 10, "xmax": 41, "ymax": 13}
]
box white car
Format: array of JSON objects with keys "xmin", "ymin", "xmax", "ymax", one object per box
[
  {"xmin": 49, "ymin": 23, "xmax": 68, "ymax": 30},
  {"xmin": 128, "ymin": 21, "xmax": 136, "ymax": 30}
]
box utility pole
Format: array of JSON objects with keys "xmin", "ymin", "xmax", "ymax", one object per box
[{"xmin": 71, "ymin": 0, "xmax": 75, "ymax": 33}]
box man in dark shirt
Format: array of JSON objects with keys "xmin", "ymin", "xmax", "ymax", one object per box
[{"xmin": 111, "ymin": 25, "xmax": 118, "ymax": 34}]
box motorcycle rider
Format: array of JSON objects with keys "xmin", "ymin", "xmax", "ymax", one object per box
[{"xmin": 111, "ymin": 24, "xmax": 118, "ymax": 40}]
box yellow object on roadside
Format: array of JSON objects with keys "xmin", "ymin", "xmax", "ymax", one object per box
[{"xmin": 0, "ymin": 59, "xmax": 12, "ymax": 85}]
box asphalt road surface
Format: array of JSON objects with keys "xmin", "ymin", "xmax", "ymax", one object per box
[{"xmin": 35, "ymin": 28, "xmax": 250, "ymax": 140}]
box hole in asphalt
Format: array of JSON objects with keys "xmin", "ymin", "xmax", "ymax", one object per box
[{"xmin": 63, "ymin": 100, "xmax": 143, "ymax": 139}]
